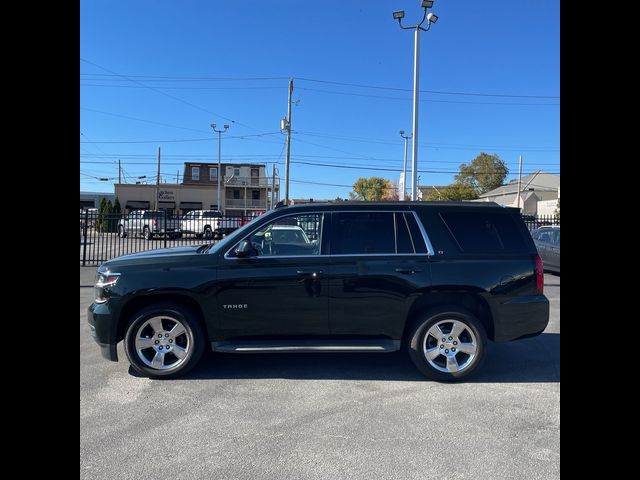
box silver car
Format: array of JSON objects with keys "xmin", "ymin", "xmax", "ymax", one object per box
[{"xmin": 531, "ymin": 226, "xmax": 560, "ymax": 274}]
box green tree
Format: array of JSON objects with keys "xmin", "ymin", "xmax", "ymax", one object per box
[
  {"xmin": 97, "ymin": 197, "xmax": 108, "ymax": 232},
  {"xmin": 554, "ymin": 198, "xmax": 560, "ymax": 221},
  {"xmin": 424, "ymin": 183, "xmax": 479, "ymax": 201},
  {"xmin": 349, "ymin": 177, "xmax": 392, "ymax": 201},
  {"xmin": 455, "ymin": 152, "xmax": 508, "ymax": 194},
  {"xmin": 112, "ymin": 197, "xmax": 122, "ymax": 216}
]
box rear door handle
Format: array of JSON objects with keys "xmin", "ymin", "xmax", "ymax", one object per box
[{"xmin": 395, "ymin": 268, "xmax": 422, "ymax": 274}]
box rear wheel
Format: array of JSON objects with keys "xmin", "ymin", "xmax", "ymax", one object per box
[
  {"xmin": 124, "ymin": 303, "xmax": 206, "ymax": 379},
  {"xmin": 407, "ymin": 307, "xmax": 487, "ymax": 382},
  {"xmin": 203, "ymin": 226, "xmax": 213, "ymax": 239},
  {"xmin": 143, "ymin": 227, "xmax": 152, "ymax": 240},
  {"xmin": 118, "ymin": 225, "xmax": 127, "ymax": 238}
]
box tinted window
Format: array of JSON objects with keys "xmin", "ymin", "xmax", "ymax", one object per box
[
  {"xmin": 202, "ymin": 211, "xmax": 221, "ymax": 218},
  {"xmin": 240, "ymin": 214, "xmax": 323, "ymax": 257},
  {"xmin": 332, "ymin": 212, "xmax": 395, "ymax": 255},
  {"xmin": 396, "ymin": 213, "xmax": 414, "ymax": 254},
  {"xmin": 143, "ymin": 212, "xmax": 162, "ymax": 219},
  {"xmin": 440, "ymin": 211, "xmax": 526, "ymax": 254}
]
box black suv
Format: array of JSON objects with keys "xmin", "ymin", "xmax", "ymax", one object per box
[{"xmin": 88, "ymin": 202, "xmax": 549, "ymax": 381}]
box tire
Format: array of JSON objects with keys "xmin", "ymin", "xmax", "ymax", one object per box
[
  {"xmin": 118, "ymin": 225, "xmax": 127, "ymax": 238},
  {"xmin": 203, "ymin": 226, "xmax": 213, "ymax": 240},
  {"xmin": 213, "ymin": 230, "xmax": 221, "ymax": 240},
  {"xmin": 407, "ymin": 306, "xmax": 487, "ymax": 382},
  {"xmin": 143, "ymin": 227, "xmax": 152, "ymax": 240},
  {"xmin": 124, "ymin": 302, "xmax": 206, "ymax": 379}
]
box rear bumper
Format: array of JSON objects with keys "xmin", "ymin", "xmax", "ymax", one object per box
[
  {"xmin": 87, "ymin": 302, "xmax": 119, "ymax": 361},
  {"xmin": 492, "ymin": 295, "xmax": 550, "ymax": 342}
]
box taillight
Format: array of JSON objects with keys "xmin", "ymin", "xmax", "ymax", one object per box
[{"xmin": 534, "ymin": 254, "xmax": 544, "ymax": 294}]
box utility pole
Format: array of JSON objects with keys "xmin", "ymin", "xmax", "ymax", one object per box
[
  {"xmin": 155, "ymin": 147, "xmax": 160, "ymax": 210},
  {"xmin": 271, "ymin": 164, "xmax": 276, "ymax": 209},
  {"xmin": 393, "ymin": 2, "xmax": 439, "ymax": 201},
  {"xmin": 211, "ymin": 123, "xmax": 229, "ymax": 212},
  {"xmin": 118, "ymin": 159, "xmax": 122, "ymax": 184},
  {"xmin": 517, "ymin": 155, "xmax": 523, "ymax": 209},
  {"xmin": 399, "ymin": 130, "xmax": 412, "ymax": 200},
  {"xmin": 284, "ymin": 78, "xmax": 293, "ymax": 205},
  {"xmin": 176, "ymin": 170, "xmax": 179, "ymax": 184}
]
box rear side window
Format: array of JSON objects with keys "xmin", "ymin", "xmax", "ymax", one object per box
[
  {"xmin": 143, "ymin": 212, "xmax": 161, "ymax": 219},
  {"xmin": 439, "ymin": 211, "xmax": 526, "ymax": 254},
  {"xmin": 332, "ymin": 212, "xmax": 395, "ymax": 254},
  {"xmin": 202, "ymin": 211, "xmax": 221, "ymax": 218}
]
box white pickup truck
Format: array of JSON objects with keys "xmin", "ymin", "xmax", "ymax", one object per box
[
  {"xmin": 180, "ymin": 210, "xmax": 241, "ymax": 240},
  {"xmin": 117, "ymin": 210, "xmax": 181, "ymax": 240}
]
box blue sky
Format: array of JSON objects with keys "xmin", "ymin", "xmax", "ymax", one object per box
[{"xmin": 80, "ymin": 0, "xmax": 560, "ymax": 200}]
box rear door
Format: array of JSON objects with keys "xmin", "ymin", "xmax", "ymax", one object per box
[{"xmin": 327, "ymin": 211, "xmax": 432, "ymax": 339}]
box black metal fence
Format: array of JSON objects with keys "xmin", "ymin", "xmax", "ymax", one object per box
[
  {"xmin": 521, "ymin": 214, "xmax": 560, "ymax": 231},
  {"xmin": 80, "ymin": 210, "xmax": 248, "ymax": 266},
  {"xmin": 80, "ymin": 210, "xmax": 560, "ymax": 266}
]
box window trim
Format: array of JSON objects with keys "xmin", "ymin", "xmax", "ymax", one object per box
[
  {"xmin": 191, "ymin": 166, "xmax": 200, "ymax": 181},
  {"xmin": 209, "ymin": 167, "xmax": 217, "ymax": 180},
  {"xmin": 223, "ymin": 209, "xmax": 435, "ymax": 260}
]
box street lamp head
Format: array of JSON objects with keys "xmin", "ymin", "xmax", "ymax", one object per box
[
  {"xmin": 427, "ymin": 12, "xmax": 438, "ymax": 23},
  {"xmin": 210, "ymin": 123, "xmax": 216, "ymax": 129},
  {"xmin": 392, "ymin": 10, "xmax": 405, "ymax": 20},
  {"xmin": 421, "ymin": 0, "xmax": 434, "ymax": 8},
  {"xmin": 399, "ymin": 129, "xmax": 405, "ymax": 135},
  {"xmin": 223, "ymin": 124, "xmax": 229, "ymax": 130}
]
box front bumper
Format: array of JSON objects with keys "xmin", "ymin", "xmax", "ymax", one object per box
[{"xmin": 87, "ymin": 302, "xmax": 119, "ymax": 361}]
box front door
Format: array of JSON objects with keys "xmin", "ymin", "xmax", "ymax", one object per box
[{"xmin": 217, "ymin": 212, "xmax": 329, "ymax": 337}]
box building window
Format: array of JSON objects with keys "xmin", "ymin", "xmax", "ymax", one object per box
[
  {"xmin": 234, "ymin": 168, "xmax": 240, "ymax": 176},
  {"xmin": 252, "ymin": 190, "xmax": 260, "ymax": 200},
  {"xmin": 192, "ymin": 166, "xmax": 200, "ymax": 181},
  {"xmin": 233, "ymin": 189, "xmax": 241, "ymax": 199},
  {"xmin": 209, "ymin": 167, "xmax": 217, "ymax": 180}
]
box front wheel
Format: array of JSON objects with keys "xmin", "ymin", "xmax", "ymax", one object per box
[
  {"xmin": 118, "ymin": 225, "xmax": 127, "ymax": 238},
  {"xmin": 203, "ymin": 227, "xmax": 213, "ymax": 239},
  {"xmin": 407, "ymin": 307, "xmax": 487, "ymax": 382},
  {"xmin": 124, "ymin": 303, "xmax": 206, "ymax": 379},
  {"xmin": 143, "ymin": 227, "xmax": 152, "ymax": 240}
]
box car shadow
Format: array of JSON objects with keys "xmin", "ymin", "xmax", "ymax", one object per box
[{"xmin": 130, "ymin": 333, "xmax": 559, "ymax": 383}]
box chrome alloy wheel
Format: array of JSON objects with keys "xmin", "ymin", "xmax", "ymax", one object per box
[
  {"xmin": 423, "ymin": 319, "xmax": 478, "ymax": 373},
  {"xmin": 134, "ymin": 316, "xmax": 190, "ymax": 370}
]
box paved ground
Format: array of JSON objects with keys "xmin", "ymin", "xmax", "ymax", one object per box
[{"xmin": 80, "ymin": 267, "xmax": 559, "ymax": 480}]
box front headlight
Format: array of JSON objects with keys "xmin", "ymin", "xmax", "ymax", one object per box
[{"xmin": 94, "ymin": 271, "xmax": 120, "ymax": 303}]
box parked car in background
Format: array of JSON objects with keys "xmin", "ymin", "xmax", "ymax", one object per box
[
  {"xmin": 180, "ymin": 210, "xmax": 241, "ymax": 240},
  {"xmin": 88, "ymin": 201, "xmax": 549, "ymax": 382},
  {"xmin": 531, "ymin": 226, "xmax": 560, "ymax": 274},
  {"xmin": 117, "ymin": 210, "xmax": 181, "ymax": 240}
]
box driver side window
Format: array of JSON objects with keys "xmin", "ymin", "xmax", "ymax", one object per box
[{"xmin": 242, "ymin": 213, "xmax": 323, "ymax": 257}]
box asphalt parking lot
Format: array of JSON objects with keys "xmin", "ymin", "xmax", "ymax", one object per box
[{"xmin": 80, "ymin": 267, "xmax": 559, "ymax": 480}]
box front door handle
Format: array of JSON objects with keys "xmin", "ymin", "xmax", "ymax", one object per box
[
  {"xmin": 297, "ymin": 270, "xmax": 323, "ymax": 278},
  {"xmin": 395, "ymin": 268, "xmax": 422, "ymax": 275}
]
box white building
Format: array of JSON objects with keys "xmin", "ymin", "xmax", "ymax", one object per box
[{"xmin": 475, "ymin": 171, "xmax": 559, "ymax": 215}]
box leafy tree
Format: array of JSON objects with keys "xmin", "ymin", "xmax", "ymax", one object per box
[
  {"xmin": 333, "ymin": 196, "xmax": 345, "ymax": 202},
  {"xmin": 349, "ymin": 177, "xmax": 393, "ymax": 201},
  {"xmin": 424, "ymin": 183, "xmax": 479, "ymax": 201},
  {"xmin": 455, "ymin": 152, "xmax": 508, "ymax": 194},
  {"xmin": 554, "ymin": 198, "xmax": 560, "ymax": 221},
  {"xmin": 112, "ymin": 197, "xmax": 122, "ymax": 216}
]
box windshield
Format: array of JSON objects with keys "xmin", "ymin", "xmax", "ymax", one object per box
[{"xmin": 205, "ymin": 210, "xmax": 278, "ymax": 254}]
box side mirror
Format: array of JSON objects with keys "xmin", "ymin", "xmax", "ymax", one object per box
[{"xmin": 235, "ymin": 240, "xmax": 254, "ymax": 258}]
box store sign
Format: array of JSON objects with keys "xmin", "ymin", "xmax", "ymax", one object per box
[{"xmin": 158, "ymin": 189, "xmax": 176, "ymax": 201}]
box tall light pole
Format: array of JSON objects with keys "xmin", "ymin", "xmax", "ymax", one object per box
[
  {"xmin": 393, "ymin": 1, "xmax": 439, "ymax": 200},
  {"xmin": 399, "ymin": 130, "xmax": 412, "ymax": 201},
  {"xmin": 211, "ymin": 123, "xmax": 229, "ymax": 212}
]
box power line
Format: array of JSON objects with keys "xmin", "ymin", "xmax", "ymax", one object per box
[
  {"xmin": 81, "ymin": 84, "xmax": 283, "ymax": 90},
  {"xmin": 80, "ymin": 58, "xmax": 266, "ymax": 133},
  {"xmin": 295, "ymin": 77, "xmax": 560, "ymax": 99},
  {"xmin": 79, "ymin": 72, "xmax": 559, "ymax": 98},
  {"xmin": 79, "ymin": 132, "xmax": 281, "ymax": 144},
  {"xmin": 81, "ymin": 107, "xmax": 212, "ymax": 134},
  {"xmin": 297, "ymin": 87, "xmax": 559, "ymax": 106}
]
